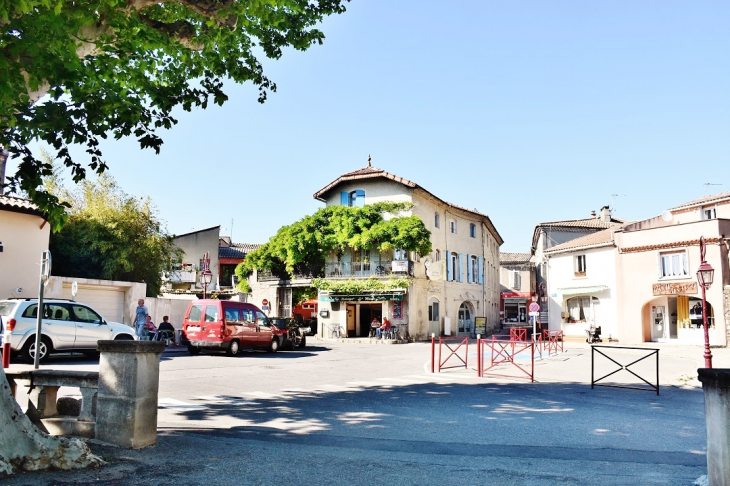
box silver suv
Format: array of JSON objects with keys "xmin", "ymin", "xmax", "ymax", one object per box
[{"xmin": 0, "ymin": 298, "xmax": 137, "ymax": 363}]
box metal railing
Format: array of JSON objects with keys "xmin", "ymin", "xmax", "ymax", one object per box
[
  {"xmin": 324, "ymin": 260, "xmax": 413, "ymax": 278},
  {"xmin": 591, "ymin": 345, "xmax": 659, "ymax": 395}
]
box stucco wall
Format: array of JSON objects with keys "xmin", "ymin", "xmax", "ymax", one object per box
[
  {"xmin": 322, "ymin": 180, "xmax": 413, "ymax": 207},
  {"xmin": 172, "ymin": 227, "xmax": 220, "ymax": 290},
  {"xmin": 546, "ymin": 246, "xmax": 619, "ymax": 338},
  {"xmin": 0, "ymin": 210, "xmax": 50, "ymax": 300},
  {"xmin": 614, "ymin": 219, "xmax": 728, "ymax": 345}
]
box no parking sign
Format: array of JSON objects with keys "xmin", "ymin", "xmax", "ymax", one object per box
[{"xmin": 528, "ymin": 302, "xmax": 540, "ymax": 317}]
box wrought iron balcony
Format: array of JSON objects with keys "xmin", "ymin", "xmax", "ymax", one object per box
[{"xmin": 324, "ymin": 260, "xmax": 413, "ymax": 279}]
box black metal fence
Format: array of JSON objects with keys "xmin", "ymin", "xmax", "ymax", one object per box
[{"xmin": 591, "ymin": 345, "xmax": 659, "ymax": 395}]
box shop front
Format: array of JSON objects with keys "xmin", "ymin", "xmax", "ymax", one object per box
[
  {"xmin": 501, "ymin": 291, "xmax": 531, "ymax": 325},
  {"xmin": 646, "ymin": 282, "xmax": 716, "ymax": 344},
  {"xmin": 556, "ymin": 285, "xmax": 613, "ymax": 339},
  {"xmin": 319, "ymin": 290, "xmax": 407, "ymax": 338}
]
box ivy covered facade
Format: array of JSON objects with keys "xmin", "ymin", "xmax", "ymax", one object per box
[{"xmin": 248, "ymin": 161, "xmax": 503, "ymax": 341}]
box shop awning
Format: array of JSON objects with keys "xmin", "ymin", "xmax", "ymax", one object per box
[
  {"xmin": 501, "ymin": 291, "xmax": 531, "ymax": 301},
  {"xmin": 319, "ymin": 290, "xmax": 405, "ymax": 302},
  {"xmin": 557, "ymin": 285, "xmax": 609, "ymax": 296}
]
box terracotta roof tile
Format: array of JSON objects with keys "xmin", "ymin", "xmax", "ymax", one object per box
[
  {"xmin": 500, "ymin": 252, "xmax": 531, "ymax": 264},
  {"xmin": 546, "ymin": 228, "xmax": 617, "ymax": 254},
  {"xmin": 669, "ymin": 191, "xmax": 730, "ymax": 211},
  {"xmin": 0, "ymin": 194, "xmax": 44, "ymax": 217}
]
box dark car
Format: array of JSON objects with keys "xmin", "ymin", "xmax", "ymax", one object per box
[{"xmin": 269, "ymin": 317, "xmax": 307, "ymax": 350}]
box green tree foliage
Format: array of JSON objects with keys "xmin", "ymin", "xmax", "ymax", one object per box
[
  {"xmin": 235, "ymin": 202, "xmax": 432, "ymax": 293},
  {"xmin": 312, "ymin": 277, "xmax": 412, "ymax": 293},
  {"xmin": 1, "ymin": 0, "xmax": 348, "ymax": 230},
  {"xmin": 49, "ymin": 173, "xmax": 177, "ymax": 296}
]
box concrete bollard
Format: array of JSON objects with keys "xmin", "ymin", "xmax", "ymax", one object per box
[
  {"xmin": 698, "ymin": 368, "xmax": 730, "ymax": 486},
  {"xmin": 96, "ymin": 340, "xmax": 165, "ymax": 449}
]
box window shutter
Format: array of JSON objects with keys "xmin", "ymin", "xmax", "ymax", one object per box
[
  {"xmin": 341, "ymin": 191, "xmax": 349, "ymax": 206},
  {"xmin": 517, "ymin": 273, "xmax": 522, "ymax": 290},
  {"xmin": 458, "ymin": 253, "xmax": 464, "ymax": 282},
  {"xmin": 446, "ymin": 251, "xmax": 452, "ymax": 281},
  {"xmin": 466, "ymin": 254, "xmax": 472, "ymax": 283},
  {"xmin": 478, "ymin": 257, "xmax": 484, "ymax": 284}
]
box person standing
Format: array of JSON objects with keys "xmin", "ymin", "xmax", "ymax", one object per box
[{"xmin": 135, "ymin": 299, "xmax": 149, "ymax": 340}]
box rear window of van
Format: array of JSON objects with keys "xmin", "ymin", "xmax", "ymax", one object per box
[
  {"xmin": 188, "ymin": 305, "xmax": 203, "ymax": 322},
  {"xmin": 0, "ymin": 302, "xmax": 16, "ymax": 317},
  {"xmin": 204, "ymin": 306, "xmax": 218, "ymax": 322}
]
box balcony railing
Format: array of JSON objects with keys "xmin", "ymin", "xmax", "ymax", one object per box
[
  {"xmin": 257, "ymin": 271, "xmax": 319, "ymax": 282},
  {"xmin": 324, "ymin": 260, "xmax": 413, "ymax": 278},
  {"xmin": 168, "ymin": 270, "xmax": 197, "ymax": 283}
]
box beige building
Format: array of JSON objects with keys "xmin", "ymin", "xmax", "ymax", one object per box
[
  {"xmin": 499, "ymin": 252, "xmax": 534, "ymax": 326},
  {"xmin": 613, "ymin": 192, "xmax": 730, "ymax": 346},
  {"xmin": 0, "ymin": 195, "xmax": 51, "ymax": 300},
  {"xmin": 311, "ymin": 162, "xmax": 503, "ymax": 340}
]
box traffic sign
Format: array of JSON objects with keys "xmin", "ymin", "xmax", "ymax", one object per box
[
  {"xmin": 529, "ymin": 302, "xmax": 540, "ymax": 313},
  {"xmin": 262, "ymin": 299, "xmax": 269, "ymax": 306}
]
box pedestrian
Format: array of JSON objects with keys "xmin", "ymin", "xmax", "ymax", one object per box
[
  {"xmin": 145, "ymin": 315, "xmax": 157, "ymax": 341},
  {"xmin": 135, "ymin": 299, "xmax": 149, "ymax": 340},
  {"xmin": 157, "ymin": 315, "xmax": 176, "ymax": 345}
]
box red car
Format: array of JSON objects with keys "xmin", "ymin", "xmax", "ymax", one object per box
[{"xmin": 181, "ymin": 300, "xmax": 286, "ymax": 356}]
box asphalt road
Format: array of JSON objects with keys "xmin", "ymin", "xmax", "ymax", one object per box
[{"xmin": 5, "ymin": 339, "xmax": 724, "ymax": 485}]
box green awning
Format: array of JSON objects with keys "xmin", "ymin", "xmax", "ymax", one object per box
[
  {"xmin": 557, "ymin": 285, "xmax": 609, "ymax": 296},
  {"xmin": 319, "ymin": 291, "xmax": 405, "ymax": 303}
]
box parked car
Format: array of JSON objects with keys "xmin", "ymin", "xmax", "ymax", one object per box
[
  {"xmin": 180, "ymin": 300, "xmax": 287, "ymax": 356},
  {"xmin": 269, "ymin": 317, "xmax": 307, "ymax": 350},
  {"xmin": 0, "ymin": 298, "xmax": 137, "ymax": 363}
]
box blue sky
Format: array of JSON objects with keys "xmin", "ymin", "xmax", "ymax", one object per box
[{"xmin": 16, "ymin": 1, "xmax": 730, "ymax": 252}]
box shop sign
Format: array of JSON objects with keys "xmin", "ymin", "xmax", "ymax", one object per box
[
  {"xmin": 393, "ymin": 301, "xmax": 403, "ymax": 319},
  {"xmin": 425, "ymin": 259, "xmax": 443, "ymax": 281},
  {"xmin": 475, "ymin": 317, "xmax": 486, "ymax": 335},
  {"xmin": 392, "ymin": 260, "xmax": 409, "ymax": 272},
  {"xmin": 652, "ymin": 282, "xmax": 698, "ymax": 296}
]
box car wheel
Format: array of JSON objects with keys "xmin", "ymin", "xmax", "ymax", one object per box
[
  {"xmin": 226, "ymin": 340, "xmax": 240, "ymax": 357},
  {"xmin": 22, "ymin": 336, "xmax": 51, "ymax": 364},
  {"xmin": 299, "ymin": 335, "xmax": 306, "ymax": 349},
  {"xmin": 115, "ymin": 334, "xmax": 134, "ymax": 341},
  {"xmin": 187, "ymin": 345, "xmax": 200, "ymax": 355},
  {"xmin": 268, "ymin": 338, "xmax": 279, "ymax": 353}
]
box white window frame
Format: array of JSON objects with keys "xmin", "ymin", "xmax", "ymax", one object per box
[
  {"xmin": 435, "ymin": 212, "xmax": 440, "ymax": 228},
  {"xmin": 659, "ymin": 250, "xmax": 689, "ymax": 278},
  {"xmin": 511, "ymin": 269, "xmax": 521, "ymax": 290},
  {"xmin": 471, "ymin": 255, "xmax": 479, "ymax": 283},
  {"xmin": 703, "ymin": 206, "xmax": 717, "ymax": 220},
  {"xmin": 574, "ymin": 255, "xmax": 587, "ymax": 277},
  {"xmin": 435, "ymin": 249, "xmax": 441, "ymax": 261},
  {"xmin": 449, "ymin": 220, "xmax": 457, "ymax": 234}
]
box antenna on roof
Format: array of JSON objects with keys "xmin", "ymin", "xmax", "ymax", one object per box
[
  {"xmin": 367, "ymin": 154, "xmax": 371, "ymax": 167},
  {"xmin": 610, "ymin": 194, "xmax": 625, "ymax": 215},
  {"xmin": 704, "ymin": 183, "xmax": 722, "ymax": 196}
]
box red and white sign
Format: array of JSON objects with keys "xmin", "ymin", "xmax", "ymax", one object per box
[
  {"xmin": 262, "ymin": 299, "xmax": 269, "ymax": 306},
  {"xmin": 529, "ymin": 302, "xmax": 540, "ymax": 313}
]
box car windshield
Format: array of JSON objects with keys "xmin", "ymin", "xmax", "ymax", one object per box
[
  {"xmin": 271, "ymin": 319, "xmax": 288, "ymax": 330},
  {"xmin": 0, "ymin": 302, "xmax": 15, "ymax": 317}
]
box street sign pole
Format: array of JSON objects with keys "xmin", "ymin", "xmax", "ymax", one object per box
[
  {"xmin": 528, "ymin": 302, "xmax": 540, "ymax": 341},
  {"xmin": 34, "ymin": 250, "xmax": 51, "ymax": 369}
]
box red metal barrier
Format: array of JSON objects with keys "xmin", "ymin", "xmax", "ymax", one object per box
[
  {"xmin": 509, "ymin": 327, "xmax": 527, "ymax": 342},
  {"xmin": 434, "ymin": 337, "xmax": 469, "ymax": 372},
  {"xmin": 478, "ymin": 337, "xmax": 534, "ymax": 382},
  {"xmin": 542, "ymin": 330, "xmax": 564, "ymax": 356}
]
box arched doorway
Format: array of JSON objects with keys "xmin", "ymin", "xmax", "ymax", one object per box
[
  {"xmin": 644, "ymin": 295, "xmax": 715, "ymax": 343},
  {"xmin": 427, "ymin": 297, "xmax": 440, "ymax": 337},
  {"xmin": 458, "ymin": 302, "xmax": 475, "ymax": 336}
]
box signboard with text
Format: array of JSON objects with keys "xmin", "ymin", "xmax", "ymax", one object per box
[{"xmin": 652, "ymin": 282, "xmax": 698, "ymax": 296}]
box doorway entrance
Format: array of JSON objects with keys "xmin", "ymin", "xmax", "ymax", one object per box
[
  {"xmin": 428, "ymin": 298, "xmax": 440, "ymax": 337},
  {"xmin": 359, "ymin": 304, "xmax": 382, "ymax": 337}
]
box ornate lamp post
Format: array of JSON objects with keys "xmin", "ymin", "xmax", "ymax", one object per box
[
  {"xmin": 201, "ymin": 251, "xmax": 213, "ymax": 299},
  {"xmin": 696, "ymin": 237, "xmax": 714, "ymax": 368}
]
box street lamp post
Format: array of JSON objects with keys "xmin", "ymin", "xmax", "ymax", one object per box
[
  {"xmin": 696, "ymin": 236, "xmax": 714, "ymax": 369},
  {"xmin": 201, "ymin": 251, "xmax": 213, "ymax": 300}
]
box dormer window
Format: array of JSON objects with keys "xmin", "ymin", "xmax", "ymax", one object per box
[{"xmin": 703, "ymin": 206, "xmax": 716, "ymax": 220}]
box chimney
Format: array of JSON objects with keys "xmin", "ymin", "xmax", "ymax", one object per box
[
  {"xmin": 590, "ymin": 210, "xmax": 596, "ymax": 218},
  {"xmin": 600, "ymin": 206, "xmax": 611, "ymax": 223}
]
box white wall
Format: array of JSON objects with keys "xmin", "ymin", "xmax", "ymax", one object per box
[
  {"xmin": 0, "ymin": 210, "xmax": 50, "ymax": 300},
  {"xmin": 546, "ymin": 245, "xmax": 618, "ymax": 338}
]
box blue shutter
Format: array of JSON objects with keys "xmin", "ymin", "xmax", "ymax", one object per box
[
  {"xmin": 478, "ymin": 256, "xmax": 484, "ymax": 284},
  {"xmin": 340, "ymin": 191, "xmax": 349, "ymax": 206},
  {"xmin": 446, "ymin": 251, "xmax": 452, "ymax": 281},
  {"xmin": 458, "ymin": 253, "xmax": 464, "ymax": 282},
  {"xmin": 466, "ymin": 254, "xmax": 472, "ymax": 283}
]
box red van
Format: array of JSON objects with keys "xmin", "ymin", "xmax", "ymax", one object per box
[{"xmin": 181, "ymin": 300, "xmax": 286, "ymax": 356}]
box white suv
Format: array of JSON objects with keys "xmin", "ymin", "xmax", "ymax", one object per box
[{"xmin": 0, "ymin": 298, "xmax": 137, "ymax": 363}]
